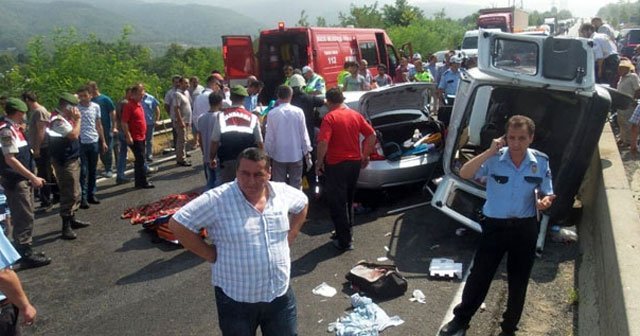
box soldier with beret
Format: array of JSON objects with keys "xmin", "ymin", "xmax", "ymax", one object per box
[
  {"xmin": 48, "ymin": 93, "xmax": 91, "ymax": 240},
  {"xmin": 0, "ymin": 98, "xmax": 51, "ymax": 269}
]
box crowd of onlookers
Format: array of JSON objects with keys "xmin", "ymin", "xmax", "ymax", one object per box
[
  {"xmin": 578, "ymin": 17, "xmax": 640, "ymax": 153},
  {"xmin": 1, "ymin": 19, "xmax": 635, "ymax": 333}
]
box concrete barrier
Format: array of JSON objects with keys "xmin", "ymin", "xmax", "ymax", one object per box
[{"xmin": 578, "ymin": 124, "xmax": 640, "ymax": 336}]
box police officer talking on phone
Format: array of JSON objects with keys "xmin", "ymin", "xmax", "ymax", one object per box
[{"xmin": 439, "ymin": 115, "xmax": 555, "ymax": 336}]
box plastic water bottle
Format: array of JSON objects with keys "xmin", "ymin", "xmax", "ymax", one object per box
[{"xmin": 412, "ymin": 129, "xmax": 422, "ymax": 142}]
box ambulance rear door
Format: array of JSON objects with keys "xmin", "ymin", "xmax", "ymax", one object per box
[{"xmin": 222, "ymin": 35, "xmax": 257, "ymax": 87}]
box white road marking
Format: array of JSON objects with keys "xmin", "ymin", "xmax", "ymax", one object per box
[{"xmin": 436, "ymin": 255, "xmax": 474, "ymax": 336}]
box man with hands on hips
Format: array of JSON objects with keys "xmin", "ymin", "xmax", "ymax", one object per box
[
  {"xmin": 439, "ymin": 115, "xmax": 555, "ymax": 336},
  {"xmin": 169, "ymin": 147, "xmax": 309, "ymax": 336}
]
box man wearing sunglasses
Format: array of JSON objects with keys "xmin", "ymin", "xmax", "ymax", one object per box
[{"xmin": 439, "ymin": 115, "xmax": 555, "ymax": 336}]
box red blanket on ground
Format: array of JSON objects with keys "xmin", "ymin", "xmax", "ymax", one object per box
[{"xmin": 121, "ymin": 192, "xmax": 200, "ymax": 225}]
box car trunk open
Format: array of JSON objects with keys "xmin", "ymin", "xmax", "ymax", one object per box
[{"xmin": 359, "ymin": 83, "xmax": 443, "ymax": 159}]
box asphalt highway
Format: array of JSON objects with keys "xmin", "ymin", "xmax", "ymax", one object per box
[{"xmin": 18, "ymin": 150, "xmax": 486, "ymax": 336}]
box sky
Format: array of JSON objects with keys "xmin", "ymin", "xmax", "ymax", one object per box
[{"xmin": 424, "ymin": 0, "xmax": 620, "ymax": 18}]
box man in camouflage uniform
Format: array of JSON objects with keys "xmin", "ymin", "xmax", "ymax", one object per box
[
  {"xmin": 48, "ymin": 93, "xmax": 91, "ymax": 240},
  {"xmin": 0, "ymin": 98, "xmax": 51, "ymax": 269}
]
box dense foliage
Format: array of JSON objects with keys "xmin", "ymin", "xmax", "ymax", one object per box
[
  {"xmin": 597, "ymin": 1, "xmax": 640, "ymax": 27},
  {"xmin": 0, "ymin": 28, "xmax": 222, "ymax": 117},
  {"xmin": 0, "ymin": 0, "xmax": 580, "ymax": 114},
  {"xmin": 337, "ymin": 0, "xmax": 465, "ymax": 55}
]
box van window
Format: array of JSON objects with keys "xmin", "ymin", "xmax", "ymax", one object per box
[
  {"xmin": 628, "ymin": 30, "xmax": 640, "ymax": 44},
  {"xmin": 492, "ymin": 38, "xmax": 538, "ymax": 75},
  {"xmin": 462, "ymin": 36, "xmax": 478, "ymax": 50},
  {"xmin": 387, "ymin": 45, "xmax": 398, "ymax": 76},
  {"xmin": 359, "ymin": 41, "xmax": 378, "ymax": 65}
]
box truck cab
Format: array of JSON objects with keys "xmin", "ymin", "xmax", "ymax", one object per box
[
  {"xmin": 223, "ymin": 24, "xmax": 401, "ymax": 101},
  {"xmin": 431, "ymin": 31, "xmax": 632, "ymax": 231},
  {"xmin": 477, "ymin": 6, "xmax": 528, "ymax": 33},
  {"xmin": 461, "ymin": 29, "xmax": 502, "ymax": 60}
]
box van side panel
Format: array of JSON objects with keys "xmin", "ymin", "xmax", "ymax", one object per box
[
  {"xmin": 308, "ymin": 28, "xmax": 397, "ymax": 89},
  {"xmin": 251, "ymin": 27, "xmax": 398, "ymax": 99},
  {"xmin": 310, "ymin": 29, "xmax": 359, "ymax": 88}
]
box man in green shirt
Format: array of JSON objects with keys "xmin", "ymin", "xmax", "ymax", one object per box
[
  {"xmin": 302, "ymin": 66, "xmax": 326, "ymax": 97},
  {"xmin": 412, "ymin": 59, "xmax": 433, "ymax": 83}
]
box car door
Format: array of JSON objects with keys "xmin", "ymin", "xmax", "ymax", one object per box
[
  {"xmin": 431, "ymin": 31, "xmax": 598, "ymax": 232},
  {"xmin": 221, "ymin": 35, "xmax": 257, "ymax": 86}
]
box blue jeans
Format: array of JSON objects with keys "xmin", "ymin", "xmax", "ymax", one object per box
[
  {"xmin": 203, "ymin": 163, "xmax": 218, "ymax": 190},
  {"xmin": 80, "ymin": 142, "xmax": 99, "ymax": 199},
  {"xmin": 145, "ymin": 123, "xmax": 154, "ymax": 160},
  {"xmin": 99, "ymin": 132, "xmax": 114, "ymax": 173},
  {"xmin": 215, "ymin": 286, "xmax": 297, "ymax": 336},
  {"xmin": 117, "ymin": 133, "xmax": 128, "ymax": 180}
]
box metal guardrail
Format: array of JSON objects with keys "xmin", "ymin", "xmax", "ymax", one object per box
[{"xmin": 153, "ymin": 118, "xmax": 173, "ymax": 136}]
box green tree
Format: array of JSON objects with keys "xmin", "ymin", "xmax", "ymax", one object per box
[
  {"xmin": 297, "ymin": 10, "xmax": 310, "ymax": 27},
  {"xmin": 382, "ymin": 0, "xmax": 424, "ymax": 27},
  {"xmin": 597, "ymin": 1, "xmax": 639, "ymax": 26},
  {"xmin": 0, "ymin": 27, "xmax": 163, "ymax": 108},
  {"xmin": 0, "ymin": 25, "xmax": 225, "ymax": 115},
  {"xmin": 147, "ymin": 44, "xmax": 224, "ymax": 92},
  {"xmin": 339, "ymin": 2, "xmax": 385, "ymax": 28},
  {"xmin": 316, "ymin": 16, "xmax": 328, "ymax": 27},
  {"xmin": 388, "ymin": 17, "xmax": 465, "ymax": 58},
  {"xmin": 459, "ymin": 12, "xmax": 480, "ymax": 30}
]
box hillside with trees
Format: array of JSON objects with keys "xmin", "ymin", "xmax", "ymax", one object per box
[
  {"xmin": 0, "ymin": 0, "xmax": 263, "ymax": 51},
  {"xmin": 0, "ymin": 0, "xmax": 569, "ymax": 114}
]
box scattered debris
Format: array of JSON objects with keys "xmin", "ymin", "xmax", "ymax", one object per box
[
  {"xmin": 480, "ymin": 302, "xmax": 487, "ymax": 311},
  {"xmin": 327, "ymin": 294, "xmax": 404, "ymax": 335},
  {"xmin": 551, "ymin": 225, "xmax": 578, "ymax": 243},
  {"xmin": 377, "ymin": 256, "xmax": 389, "ymax": 262},
  {"xmin": 429, "ymin": 244, "xmax": 440, "ymax": 250},
  {"xmin": 384, "ymin": 246, "xmax": 390, "ymax": 252},
  {"xmin": 409, "ymin": 289, "xmax": 426, "ymax": 304},
  {"xmin": 318, "ymin": 319, "xmax": 324, "ymax": 324},
  {"xmin": 312, "ymin": 282, "xmax": 337, "ymax": 298},
  {"xmin": 429, "ymin": 258, "xmax": 463, "ymax": 279},
  {"xmin": 455, "ymin": 228, "xmax": 467, "ymax": 236},
  {"xmin": 385, "ymin": 232, "xmax": 392, "ymax": 237}
]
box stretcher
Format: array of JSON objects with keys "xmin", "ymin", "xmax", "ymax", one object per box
[{"xmin": 121, "ymin": 192, "xmax": 207, "ymax": 244}]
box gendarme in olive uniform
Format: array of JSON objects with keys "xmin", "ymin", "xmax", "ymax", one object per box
[
  {"xmin": 0, "ymin": 98, "xmax": 51, "ymax": 269},
  {"xmin": 48, "ymin": 93, "xmax": 91, "ymax": 240}
]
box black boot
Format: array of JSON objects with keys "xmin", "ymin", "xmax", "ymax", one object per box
[
  {"xmin": 80, "ymin": 198, "xmax": 90, "ymax": 209},
  {"xmin": 15, "ymin": 244, "xmax": 51, "ymax": 270},
  {"xmin": 70, "ymin": 216, "xmax": 91, "ymax": 229},
  {"xmin": 61, "ymin": 216, "xmax": 77, "ymax": 240}
]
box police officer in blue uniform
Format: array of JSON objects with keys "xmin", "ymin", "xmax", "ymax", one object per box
[
  {"xmin": 437, "ymin": 56, "xmax": 462, "ymax": 128},
  {"xmin": 0, "ymin": 98, "xmax": 51, "ymax": 269},
  {"xmin": 0, "ymin": 225, "xmax": 37, "ymax": 335},
  {"xmin": 439, "ymin": 115, "xmax": 555, "ymax": 336}
]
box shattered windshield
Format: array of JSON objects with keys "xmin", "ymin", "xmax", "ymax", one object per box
[{"xmin": 491, "ymin": 38, "xmax": 538, "ymax": 75}]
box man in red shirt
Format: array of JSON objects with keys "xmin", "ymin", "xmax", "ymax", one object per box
[
  {"xmin": 316, "ymin": 88, "xmax": 376, "ymax": 251},
  {"xmin": 121, "ymin": 84, "xmax": 154, "ymax": 189}
]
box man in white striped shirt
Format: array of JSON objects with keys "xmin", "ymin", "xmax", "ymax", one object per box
[
  {"xmin": 580, "ymin": 23, "xmax": 620, "ymax": 86},
  {"xmin": 264, "ymin": 85, "xmax": 312, "ymax": 189},
  {"xmin": 169, "ymin": 147, "xmax": 308, "ymax": 336}
]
